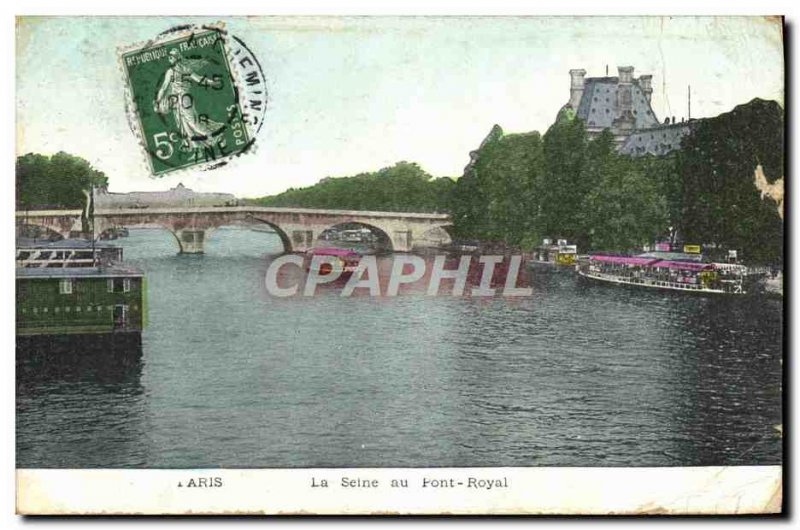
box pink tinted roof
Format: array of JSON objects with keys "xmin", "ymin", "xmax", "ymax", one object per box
[
  {"xmin": 589, "ymin": 255, "xmax": 659, "ymax": 266},
  {"xmin": 652, "ymin": 260, "xmax": 714, "ymax": 271},
  {"xmin": 307, "ymin": 247, "xmax": 360, "ymax": 257}
]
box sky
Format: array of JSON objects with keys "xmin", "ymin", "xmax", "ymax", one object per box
[{"xmin": 16, "ymin": 16, "xmax": 784, "ymax": 198}]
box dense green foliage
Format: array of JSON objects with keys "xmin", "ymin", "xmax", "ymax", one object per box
[
  {"xmin": 248, "ymin": 162, "xmax": 454, "ymax": 213},
  {"xmin": 450, "ymin": 99, "xmax": 783, "ymax": 263},
  {"xmin": 449, "ymin": 126, "xmax": 543, "ymax": 243},
  {"xmin": 676, "ymin": 98, "xmax": 784, "ymax": 264},
  {"xmin": 243, "ymin": 99, "xmax": 785, "ymax": 264},
  {"xmin": 452, "ymin": 118, "xmax": 669, "ymax": 252},
  {"xmin": 16, "ymin": 152, "xmax": 108, "ymax": 210}
]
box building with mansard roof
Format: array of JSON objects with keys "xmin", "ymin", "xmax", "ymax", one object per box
[
  {"xmin": 565, "ymin": 66, "xmax": 694, "ymax": 157},
  {"xmin": 94, "ymin": 183, "xmax": 238, "ymax": 209}
]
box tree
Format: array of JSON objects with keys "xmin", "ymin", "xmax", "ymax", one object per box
[
  {"xmin": 537, "ymin": 114, "xmax": 589, "ymax": 247},
  {"xmin": 449, "ymin": 125, "xmax": 543, "ymax": 245},
  {"xmin": 583, "ymin": 153, "xmax": 669, "ymax": 252},
  {"xmin": 250, "ymin": 161, "xmax": 454, "ymax": 213},
  {"xmin": 676, "ymin": 98, "xmax": 784, "ymax": 264},
  {"xmin": 632, "ymin": 154, "xmax": 683, "ymax": 238},
  {"xmin": 16, "ymin": 152, "xmax": 108, "ymax": 210}
]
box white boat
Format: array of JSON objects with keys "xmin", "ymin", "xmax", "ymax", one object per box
[
  {"xmin": 576, "ymin": 253, "xmax": 746, "ymax": 295},
  {"xmin": 528, "ymin": 238, "xmax": 577, "ymax": 272}
]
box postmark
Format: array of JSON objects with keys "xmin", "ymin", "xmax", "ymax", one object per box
[{"xmin": 119, "ymin": 24, "xmax": 267, "ymax": 176}]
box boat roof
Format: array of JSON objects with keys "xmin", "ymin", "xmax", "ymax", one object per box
[
  {"xmin": 636, "ymin": 251, "xmax": 703, "ymax": 262},
  {"xmin": 652, "ymin": 260, "xmax": 714, "ymax": 271},
  {"xmin": 16, "ymin": 265, "xmax": 143, "ymax": 279},
  {"xmin": 307, "ymin": 247, "xmax": 361, "ymax": 257},
  {"xmin": 16, "ymin": 238, "xmax": 119, "ymax": 250},
  {"xmin": 588, "ymin": 254, "xmax": 715, "ymax": 271},
  {"xmin": 589, "ymin": 255, "xmax": 659, "ymax": 266}
]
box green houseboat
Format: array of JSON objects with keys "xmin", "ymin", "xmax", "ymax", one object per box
[{"xmin": 16, "ymin": 240, "xmax": 145, "ymax": 339}]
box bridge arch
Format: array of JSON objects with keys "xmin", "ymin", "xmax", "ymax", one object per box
[
  {"xmin": 92, "ymin": 217, "xmax": 187, "ymax": 253},
  {"xmin": 244, "ymin": 217, "xmax": 293, "ymax": 253},
  {"xmin": 317, "ymin": 221, "xmax": 394, "ymax": 253},
  {"xmin": 412, "ymin": 225, "xmax": 453, "ymax": 250}
]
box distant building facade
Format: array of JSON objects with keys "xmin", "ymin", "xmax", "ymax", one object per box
[
  {"xmin": 565, "ymin": 66, "xmax": 694, "ymax": 156},
  {"xmin": 95, "ymin": 183, "xmax": 238, "ymax": 209}
]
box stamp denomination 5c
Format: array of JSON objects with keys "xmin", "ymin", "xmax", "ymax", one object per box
[{"xmin": 120, "ymin": 25, "xmax": 265, "ymax": 176}]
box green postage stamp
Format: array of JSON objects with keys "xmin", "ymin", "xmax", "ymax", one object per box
[{"xmin": 120, "ymin": 25, "xmax": 265, "ymax": 176}]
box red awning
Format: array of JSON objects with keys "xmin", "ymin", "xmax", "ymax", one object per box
[
  {"xmin": 588, "ymin": 255, "xmax": 660, "ymax": 266},
  {"xmin": 307, "ymin": 247, "xmax": 361, "ymax": 258},
  {"xmin": 651, "ymin": 260, "xmax": 714, "ymax": 271}
]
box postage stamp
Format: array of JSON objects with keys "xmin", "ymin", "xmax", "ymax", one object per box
[{"xmin": 119, "ymin": 25, "xmax": 266, "ymax": 176}]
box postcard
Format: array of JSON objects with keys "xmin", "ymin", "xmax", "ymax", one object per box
[{"xmin": 14, "ymin": 15, "xmax": 784, "ymax": 515}]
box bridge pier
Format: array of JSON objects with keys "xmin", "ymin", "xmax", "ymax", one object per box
[
  {"xmin": 176, "ymin": 229, "xmax": 206, "ymax": 254},
  {"xmin": 290, "ymin": 229, "xmax": 315, "ymax": 252},
  {"xmin": 391, "ymin": 230, "xmax": 413, "ymax": 252}
]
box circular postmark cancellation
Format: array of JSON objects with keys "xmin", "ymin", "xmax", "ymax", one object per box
[{"xmin": 119, "ymin": 23, "xmax": 267, "ymax": 177}]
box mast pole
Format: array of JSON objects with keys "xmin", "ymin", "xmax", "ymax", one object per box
[
  {"xmin": 90, "ymin": 185, "xmax": 96, "ymax": 267},
  {"xmin": 688, "ymin": 85, "xmax": 691, "ymax": 120}
]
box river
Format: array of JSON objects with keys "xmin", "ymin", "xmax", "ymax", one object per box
[{"xmin": 16, "ymin": 228, "xmax": 783, "ymax": 468}]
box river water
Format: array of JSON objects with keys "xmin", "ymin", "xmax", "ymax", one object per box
[{"xmin": 17, "ymin": 228, "xmax": 783, "ymax": 468}]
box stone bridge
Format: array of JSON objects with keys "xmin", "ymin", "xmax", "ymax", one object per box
[{"xmin": 15, "ymin": 206, "xmax": 452, "ymax": 254}]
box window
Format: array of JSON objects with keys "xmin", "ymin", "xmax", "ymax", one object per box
[
  {"xmin": 59, "ymin": 279, "xmax": 73, "ymax": 294},
  {"xmin": 108, "ymin": 278, "xmax": 129, "ymax": 293}
]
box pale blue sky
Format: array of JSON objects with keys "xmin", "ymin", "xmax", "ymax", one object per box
[{"xmin": 16, "ymin": 16, "xmax": 783, "ymax": 197}]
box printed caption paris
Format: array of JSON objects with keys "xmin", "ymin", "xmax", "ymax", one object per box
[{"xmin": 311, "ymin": 476, "xmax": 509, "ymax": 490}]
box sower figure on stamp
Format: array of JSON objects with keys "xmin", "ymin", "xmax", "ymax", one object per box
[{"xmin": 154, "ymin": 48, "xmax": 224, "ymax": 152}]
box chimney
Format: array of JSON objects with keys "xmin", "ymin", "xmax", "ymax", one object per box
[
  {"xmin": 617, "ymin": 66, "xmax": 634, "ymax": 118},
  {"xmin": 618, "ymin": 65, "xmax": 634, "ymax": 84},
  {"xmin": 569, "ymin": 69, "xmax": 587, "ymax": 109},
  {"xmin": 639, "ymin": 74, "xmax": 653, "ymax": 103}
]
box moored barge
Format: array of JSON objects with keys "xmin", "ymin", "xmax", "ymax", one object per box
[
  {"xmin": 577, "ymin": 253, "xmax": 747, "ymax": 295},
  {"xmin": 16, "ymin": 239, "xmax": 146, "ymax": 341},
  {"xmin": 528, "ymin": 238, "xmax": 578, "ymax": 272}
]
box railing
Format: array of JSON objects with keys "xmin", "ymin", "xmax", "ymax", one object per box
[
  {"xmin": 16, "ymin": 249, "xmax": 99, "ymax": 268},
  {"xmin": 580, "ymin": 269, "xmax": 738, "ymax": 293}
]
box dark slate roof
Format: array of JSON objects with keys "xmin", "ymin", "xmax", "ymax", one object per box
[
  {"xmin": 16, "ymin": 238, "xmax": 118, "ymax": 249},
  {"xmin": 16, "ymin": 265, "xmax": 143, "ymax": 279},
  {"xmin": 576, "ymin": 78, "xmax": 660, "ymax": 130},
  {"xmin": 619, "ymin": 122, "xmax": 694, "ymax": 157}
]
